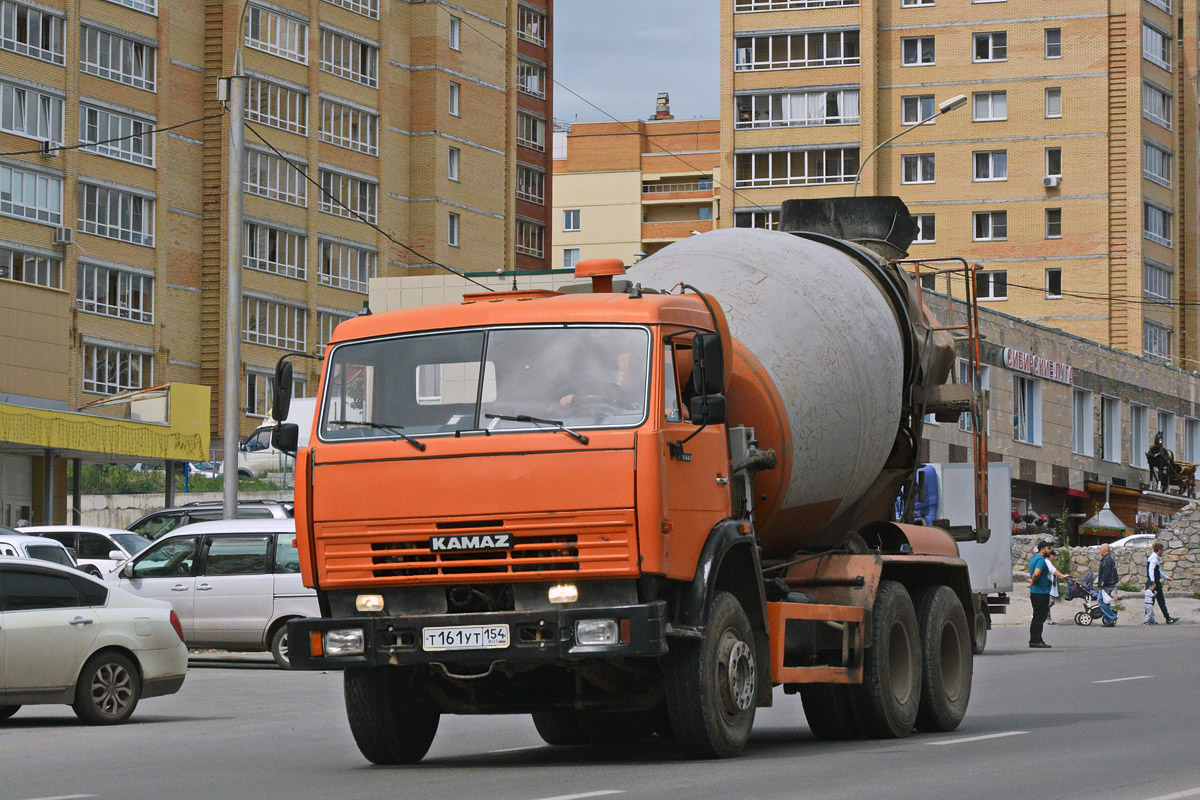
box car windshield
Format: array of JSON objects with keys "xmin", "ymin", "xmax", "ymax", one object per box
[
  {"xmin": 112, "ymin": 533, "xmax": 152, "ymax": 555},
  {"xmin": 129, "ymin": 514, "xmax": 186, "ymax": 540},
  {"xmin": 319, "ymin": 326, "xmax": 652, "ymax": 440},
  {"xmin": 26, "ymin": 544, "xmax": 74, "ymax": 566}
]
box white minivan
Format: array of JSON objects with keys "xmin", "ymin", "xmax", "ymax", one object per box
[
  {"xmin": 116, "ymin": 519, "xmax": 318, "ymax": 667},
  {"xmin": 21, "ymin": 525, "xmax": 152, "ymax": 580}
]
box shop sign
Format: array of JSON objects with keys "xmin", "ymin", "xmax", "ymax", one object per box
[{"xmin": 1003, "ymin": 347, "xmax": 1073, "ymax": 384}]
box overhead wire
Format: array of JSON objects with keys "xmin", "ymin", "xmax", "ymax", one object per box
[{"xmin": 0, "ymin": 111, "xmax": 226, "ymax": 158}]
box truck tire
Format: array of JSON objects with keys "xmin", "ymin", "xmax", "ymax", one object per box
[
  {"xmin": 972, "ymin": 605, "xmax": 988, "ymax": 655},
  {"xmin": 799, "ymin": 684, "xmax": 860, "ymax": 740},
  {"xmin": 531, "ymin": 710, "xmax": 589, "ymax": 745},
  {"xmin": 913, "ymin": 586, "xmax": 972, "ymax": 733},
  {"xmin": 848, "ymin": 580, "xmax": 921, "ymax": 739},
  {"xmin": 344, "ymin": 667, "xmax": 440, "ymax": 765},
  {"xmin": 665, "ymin": 590, "xmax": 758, "ymax": 758}
]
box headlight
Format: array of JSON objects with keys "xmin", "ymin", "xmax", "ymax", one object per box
[
  {"xmin": 324, "ymin": 628, "xmax": 365, "ymax": 656},
  {"xmin": 356, "ymin": 594, "xmax": 384, "ymax": 612},
  {"xmin": 575, "ymin": 619, "xmax": 618, "ymax": 646},
  {"xmin": 548, "ymin": 583, "xmax": 578, "ymax": 604}
]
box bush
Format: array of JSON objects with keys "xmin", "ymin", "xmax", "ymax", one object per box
[
  {"xmin": 1118, "ymin": 582, "xmax": 1141, "ymax": 593},
  {"xmin": 75, "ymin": 464, "xmax": 289, "ymax": 494}
]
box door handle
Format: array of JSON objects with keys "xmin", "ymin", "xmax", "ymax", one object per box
[
  {"xmin": 197, "ymin": 584, "xmax": 213, "ymax": 591},
  {"xmin": 171, "ymin": 584, "xmax": 189, "ymax": 591},
  {"xmin": 69, "ymin": 616, "xmax": 93, "ymax": 625}
]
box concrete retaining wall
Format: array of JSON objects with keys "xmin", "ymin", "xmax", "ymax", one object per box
[{"xmin": 81, "ymin": 490, "xmax": 292, "ymax": 528}]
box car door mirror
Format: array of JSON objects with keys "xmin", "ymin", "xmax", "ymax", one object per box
[
  {"xmin": 120, "ymin": 563, "xmax": 134, "ymax": 579},
  {"xmin": 109, "ymin": 550, "xmax": 124, "ymax": 561},
  {"xmin": 272, "ymin": 423, "xmax": 299, "ymax": 455}
]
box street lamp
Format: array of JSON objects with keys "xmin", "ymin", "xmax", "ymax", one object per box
[{"xmin": 853, "ymin": 94, "xmax": 968, "ymax": 197}]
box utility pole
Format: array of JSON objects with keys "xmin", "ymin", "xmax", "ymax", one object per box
[{"xmin": 221, "ymin": 52, "xmax": 245, "ymax": 520}]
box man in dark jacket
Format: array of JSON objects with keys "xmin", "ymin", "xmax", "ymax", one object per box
[{"xmin": 1098, "ymin": 543, "xmax": 1118, "ymax": 597}]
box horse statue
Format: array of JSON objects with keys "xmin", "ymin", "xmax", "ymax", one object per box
[{"xmin": 1147, "ymin": 431, "xmax": 1197, "ymax": 497}]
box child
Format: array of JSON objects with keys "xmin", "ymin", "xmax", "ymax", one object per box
[{"xmin": 1144, "ymin": 585, "xmax": 1158, "ymax": 625}]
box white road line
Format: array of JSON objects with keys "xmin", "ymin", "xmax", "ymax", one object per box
[
  {"xmin": 20, "ymin": 795, "xmax": 97, "ymax": 800},
  {"xmin": 1093, "ymin": 675, "xmax": 1153, "ymax": 684},
  {"xmin": 530, "ymin": 792, "xmax": 624, "ymax": 800},
  {"xmin": 926, "ymin": 730, "xmax": 1029, "ymax": 746},
  {"xmin": 1138, "ymin": 788, "xmax": 1200, "ymax": 800},
  {"xmin": 489, "ymin": 744, "xmax": 545, "ymax": 754}
]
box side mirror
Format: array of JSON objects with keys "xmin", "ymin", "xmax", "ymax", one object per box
[
  {"xmin": 688, "ymin": 394, "xmax": 727, "ymax": 425},
  {"xmin": 108, "ymin": 550, "xmax": 124, "ymax": 561},
  {"xmin": 273, "ymin": 359, "xmax": 294, "ymax": 422},
  {"xmin": 692, "ymin": 332, "xmax": 725, "ymax": 396},
  {"xmin": 120, "ymin": 563, "xmax": 134, "ymax": 579},
  {"xmin": 272, "ymin": 422, "xmax": 299, "ymax": 456}
]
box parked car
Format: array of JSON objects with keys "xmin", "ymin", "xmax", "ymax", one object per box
[
  {"xmin": 0, "ymin": 556, "xmax": 188, "ymax": 724},
  {"xmin": 127, "ymin": 499, "xmax": 293, "ymax": 541},
  {"xmin": 188, "ymin": 461, "xmax": 222, "ymax": 479},
  {"xmin": 1110, "ymin": 532, "xmax": 1156, "ymax": 547},
  {"xmin": 19, "ymin": 526, "xmax": 152, "ymax": 581},
  {"xmin": 0, "ymin": 529, "xmax": 102, "ymax": 578},
  {"xmin": 115, "ymin": 519, "xmax": 316, "ymax": 668}
]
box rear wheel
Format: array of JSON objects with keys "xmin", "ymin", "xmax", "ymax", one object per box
[
  {"xmin": 848, "ymin": 580, "xmax": 921, "ymax": 739},
  {"xmin": 665, "ymin": 591, "xmax": 758, "ymax": 758},
  {"xmin": 531, "ymin": 710, "xmax": 589, "ymax": 746},
  {"xmin": 1075, "ymin": 611, "xmax": 1092, "ymax": 626},
  {"xmin": 0, "ymin": 705, "xmax": 19, "ymax": 721},
  {"xmin": 799, "ymin": 684, "xmax": 861, "ymax": 740},
  {"xmin": 972, "ymin": 605, "xmax": 989, "ymax": 655},
  {"xmin": 344, "ymin": 667, "xmax": 440, "ymax": 765},
  {"xmin": 913, "ymin": 586, "xmax": 972, "ymax": 733},
  {"xmin": 270, "ymin": 624, "xmax": 291, "ymax": 669},
  {"xmin": 72, "ymin": 652, "xmax": 141, "ymax": 725}
]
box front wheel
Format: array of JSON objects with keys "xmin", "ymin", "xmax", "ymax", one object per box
[
  {"xmin": 913, "ymin": 586, "xmax": 972, "ymax": 733},
  {"xmin": 665, "ymin": 591, "xmax": 758, "ymax": 758},
  {"xmin": 531, "ymin": 710, "xmax": 588, "ymax": 745},
  {"xmin": 1075, "ymin": 611, "xmax": 1092, "ymax": 626},
  {"xmin": 344, "ymin": 667, "xmax": 440, "ymax": 765},
  {"xmin": 848, "ymin": 580, "xmax": 922, "ymax": 739},
  {"xmin": 72, "ymin": 652, "xmax": 141, "ymax": 725}
]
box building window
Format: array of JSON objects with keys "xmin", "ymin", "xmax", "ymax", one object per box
[
  {"xmin": 1142, "ymin": 23, "xmax": 1171, "ymax": 70},
  {"xmin": 913, "ymin": 213, "xmax": 935, "ymax": 242},
  {"xmin": 448, "ymin": 146, "xmax": 459, "ymax": 181},
  {"xmin": 78, "ymin": 183, "xmax": 153, "ymax": 245},
  {"xmin": 448, "ymin": 212, "xmax": 459, "ymax": 247},
  {"xmin": 245, "ymin": 220, "xmax": 306, "ymax": 279},
  {"xmin": 1101, "ymin": 396, "xmax": 1121, "ymax": 462},
  {"xmin": 1144, "ymin": 141, "xmax": 1172, "ymax": 186},
  {"xmin": 973, "ymin": 31, "xmax": 1006, "ymax": 61},
  {"xmin": 0, "ymin": 245, "xmax": 60, "ymax": 287},
  {"xmin": 0, "ymin": 1, "xmax": 65, "ymax": 64},
  {"xmin": 1186, "ymin": 418, "xmax": 1200, "ymax": 463},
  {"xmin": 901, "ymin": 94, "xmax": 934, "ymax": 124},
  {"xmin": 318, "ymin": 310, "xmax": 351, "ymax": 348},
  {"xmin": 563, "ymin": 247, "xmax": 580, "ymax": 269},
  {"xmin": 80, "ymin": 104, "xmax": 154, "ymax": 166},
  {"xmin": 319, "ymin": 97, "xmax": 377, "ymax": 154},
  {"xmin": 1159, "ymin": 411, "xmax": 1177, "ymax": 456},
  {"xmin": 902, "ymin": 153, "xmax": 935, "ymax": 184},
  {"xmin": 1046, "ymin": 268, "xmax": 1062, "ymax": 298},
  {"xmin": 1143, "ymin": 82, "xmax": 1172, "ymax": 128},
  {"xmin": 976, "ymin": 269, "xmax": 1007, "ymax": 299},
  {"xmin": 82, "ymin": 342, "xmax": 151, "ymax": 395},
  {"xmin": 1131, "ymin": 404, "xmax": 1150, "ymax": 467},
  {"xmin": 919, "ymin": 274, "xmax": 936, "ymax": 291},
  {"xmin": 1013, "ymin": 375, "xmax": 1042, "ymax": 444},
  {"xmin": 0, "ymin": 81, "xmax": 62, "ymax": 143},
  {"xmin": 321, "ymin": 28, "xmax": 378, "ymax": 87},
  {"xmin": 247, "ymin": 77, "xmax": 307, "ymax": 135},
  {"xmin": 246, "ymin": 5, "xmax": 307, "ymax": 63},
  {"xmin": 0, "ymin": 164, "xmax": 60, "ymax": 224},
  {"xmin": 734, "ymin": 210, "xmax": 779, "ymax": 229},
  {"xmin": 517, "ymin": 111, "xmax": 545, "ymax": 150},
  {"xmin": 243, "ymin": 295, "xmax": 306, "ymax": 350},
  {"xmin": 973, "ymin": 150, "xmax": 1007, "ymax": 181},
  {"xmin": 1045, "ymin": 147, "xmax": 1062, "ymax": 178},
  {"xmin": 973, "ymin": 211, "xmax": 1007, "ymax": 241},
  {"xmin": 245, "ymin": 148, "xmax": 306, "ymax": 206},
  {"xmin": 1144, "ymin": 323, "xmax": 1172, "ymax": 362},
  {"xmin": 1072, "ymin": 389, "xmax": 1094, "ymax": 456},
  {"xmin": 448, "ymin": 16, "xmax": 460, "ymax": 50},
  {"xmin": 319, "ymin": 168, "xmax": 377, "ymax": 223},
  {"xmin": 735, "ymin": 88, "xmax": 860, "ymax": 128},
  {"xmin": 518, "ymin": 6, "xmax": 546, "ymax": 46},
  {"xmin": 1144, "ymin": 203, "xmax": 1172, "ymax": 247},
  {"xmin": 1146, "ymin": 0, "xmax": 1171, "ymax": 12},
  {"xmin": 563, "ymin": 209, "xmax": 580, "ymax": 231},
  {"xmin": 449, "ymin": 82, "xmax": 460, "ymax": 116},
  {"xmin": 517, "ymin": 164, "xmax": 544, "ymax": 204},
  {"xmin": 1045, "ymin": 87, "xmax": 1062, "ymax": 118},
  {"xmin": 901, "ymin": 0, "xmax": 934, "ymax": 6},
  {"xmin": 957, "ymin": 359, "xmax": 990, "ymax": 432},
  {"xmin": 1144, "ymin": 260, "xmax": 1172, "ymax": 302},
  {"xmin": 1045, "ymin": 208, "xmax": 1062, "ymax": 238},
  {"xmin": 901, "ymin": 35, "xmax": 935, "ymax": 65},
  {"xmin": 972, "ymin": 91, "xmax": 1006, "ymax": 121},
  {"xmin": 108, "ymin": 0, "xmax": 156, "ymax": 16},
  {"xmin": 80, "ymin": 26, "xmax": 156, "ymax": 91},
  {"xmin": 1044, "ymin": 27, "xmax": 1061, "ymax": 58},
  {"xmin": 518, "ymin": 60, "xmax": 546, "ymax": 99},
  {"xmin": 735, "ymin": 0, "xmax": 858, "ymax": 8},
  {"xmin": 321, "ymin": 0, "xmax": 378, "ymax": 19},
  {"xmin": 735, "ymin": 30, "xmax": 861, "ymax": 70},
  {"xmin": 318, "ymin": 237, "xmax": 375, "ymax": 292},
  {"xmin": 515, "ymin": 218, "xmax": 544, "ymax": 257},
  {"xmin": 246, "ymin": 370, "xmax": 274, "ymax": 417},
  {"xmin": 77, "ymin": 261, "xmax": 153, "ymax": 322},
  {"xmin": 734, "ymin": 148, "xmax": 859, "ymax": 187}
]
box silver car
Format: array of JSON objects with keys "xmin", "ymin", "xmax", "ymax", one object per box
[{"xmin": 116, "ymin": 519, "xmax": 317, "ymax": 667}]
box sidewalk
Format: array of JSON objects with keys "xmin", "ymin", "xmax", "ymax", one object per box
[{"xmin": 993, "ymin": 582, "xmax": 1200, "ymax": 626}]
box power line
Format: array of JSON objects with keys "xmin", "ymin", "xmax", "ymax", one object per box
[{"xmin": 0, "ymin": 111, "xmax": 226, "ymax": 158}]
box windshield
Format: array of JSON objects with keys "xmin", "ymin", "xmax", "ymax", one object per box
[
  {"xmin": 112, "ymin": 533, "xmax": 152, "ymax": 555},
  {"xmin": 320, "ymin": 326, "xmax": 651, "ymax": 440}
]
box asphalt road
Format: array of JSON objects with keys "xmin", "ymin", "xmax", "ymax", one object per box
[{"xmin": 3, "ymin": 623, "xmax": 1198, "ymax": 800}]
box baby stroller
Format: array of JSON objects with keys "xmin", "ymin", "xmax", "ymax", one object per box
[{"xmin": 1065, "ymin": 570, "xmax": 1117, "ymax": 627}]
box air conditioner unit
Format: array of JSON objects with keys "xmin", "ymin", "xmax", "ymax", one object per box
[
  {"xmin": 1043, "ymin": 175, "xmax": 1061, "ymax": 188},
  {"xmin": 53, "ymin": 227, "xmax": 74, "ymax": 245},
  {"xmin": 39, "ymin": 140, "xmax": 58, "ymax": 157}
]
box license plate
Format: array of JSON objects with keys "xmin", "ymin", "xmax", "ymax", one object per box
[{"xmin": 422, "ymin": 624, "xmax": 510, "ymax": 652}]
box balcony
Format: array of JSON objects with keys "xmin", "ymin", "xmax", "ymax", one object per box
[
  {"xmin": 642, "ymin": 219, "xmax": 714, "ymax": 242},
  {"xmin": 642, "ymin": 179, "xmax": 714, "ymax": 203}
]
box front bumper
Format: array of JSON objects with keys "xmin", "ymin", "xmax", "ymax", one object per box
[{"xmin": 287, "ymin": 600, "xmax": 668, "ymax": 670}]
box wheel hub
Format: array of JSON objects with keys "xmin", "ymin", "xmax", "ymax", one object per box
[
  {"xmin": 718, "ymin": 633, "xmax": 756, "ymax": 715},
  {"xmin": 92, "ymin": 663, "xmax": 133, "ymax": 715}
]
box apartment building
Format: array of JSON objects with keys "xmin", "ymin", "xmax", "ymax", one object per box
[
  {"xmin": 552, "ymin": 95, "xmax": 719, "ymax": 267},
  {"xmin": 0, "ymin": 0, "xmax": 552, "ymax": 446},
  {"xmin": 721, "ymin": 0, "xmax": 1198, "ymax": 368}
]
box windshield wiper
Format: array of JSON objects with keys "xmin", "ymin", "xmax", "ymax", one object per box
[
  {"xmin": 484, "ymin": 413, "xmax": 590, "ymax": 446},
  {"xmin": 328, "ymin": 419, "xmax": 426, "ymax": 451}
]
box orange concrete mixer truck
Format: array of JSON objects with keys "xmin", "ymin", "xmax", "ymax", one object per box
[{"xmin": 272, "ymin": 196, "xmax": 990, "ymax": 763}]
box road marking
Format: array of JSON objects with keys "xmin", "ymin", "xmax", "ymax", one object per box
[
  {"xmin": 20, "ymin": 795, "xmax": 97, "ymax": 800},
  {"xmin": 1093, "ymin": 675, "xmax": 1153, "ymax": 684},
  {"xmin": 1138, "ymin": 788, "xmax": 1200, "ymax": 800},
  {"xmin": 926, "ymin": 730, "xmax": 1029, "ymax": 746},
  {"xmin": 530, "ymin": 792, "xmax": 624, "ymax": 800},
  {"xmin": 489, "ymin": 745, "xmax": 544, "ymax": 754}
]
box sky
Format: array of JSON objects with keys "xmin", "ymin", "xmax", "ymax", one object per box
[{"xmin": 553, "ymin": 0, "xmax": 720, "ymax": 125}]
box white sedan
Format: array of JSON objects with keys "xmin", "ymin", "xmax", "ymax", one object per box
[{"xmin": 0, "ymin": 557, "xmax": 187, "ymax": 724}]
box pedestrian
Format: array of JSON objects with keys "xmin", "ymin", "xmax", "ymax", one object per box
[
  {"xmin": 1098, "ymin": 543, "xmax": 1118, "ymax": 599},
  {"xmin": 1147, "ymin": 542, "xmax": 1178, "ymax": 624},
  {"xmin": 1028, "ymin": 540, "xmax": 1056, "ymax": 648},
  {"xmin": 1144, "ymin": 584, "xmax": 1157, "ymax": 625}
]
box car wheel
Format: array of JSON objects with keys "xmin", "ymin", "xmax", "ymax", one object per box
[
  {"xmin": 0, "ymin": 705, "xmax": 20, "ymax": 721},
  {"xmin": 238, "ymin": 469, "xmax": 254, "ymax": 480},
  {"xmin": 72, "ymin": 652, "xmax": 141, "ymax": 725},
  {"xmin": 270, "ymin": 624, "xmax": 292, "ymax": 669},
  {"xmin": 80, "ymin": 564, "xmax": 104, "ymax": 579}
]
